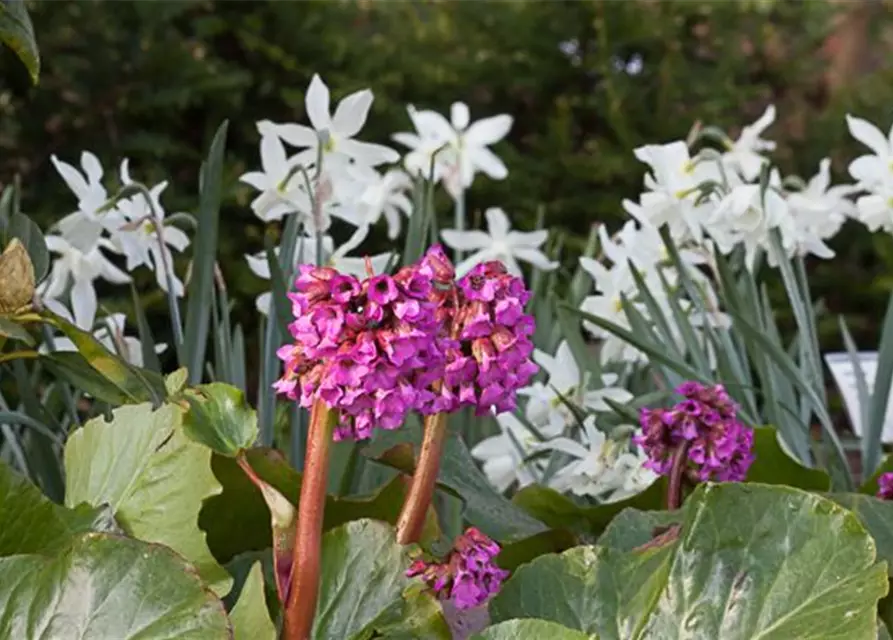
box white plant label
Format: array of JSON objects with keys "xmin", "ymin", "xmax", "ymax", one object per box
[{"xmin": 824, "ymin": 351, "xmax": 893, "ymax": 443}]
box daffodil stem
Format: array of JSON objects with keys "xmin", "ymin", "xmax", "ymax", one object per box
[
  {"xmin": 453, "ymin": 189, "xmax": 466, "ymax": 263},
  {"xmin": 283, "ymin": 400, "xmax": 334, "ymax": 640},
  {"xmin": 667, "ymin": 441, "xmax": 692, "ymax": 511},
  {"xmin": 396, "ymin": 412, "xmax": 449, "ymax": 545}
]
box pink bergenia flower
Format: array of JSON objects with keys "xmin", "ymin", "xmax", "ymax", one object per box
[
  {"xmin": 274, "ymin": 245, "xmax": 538, "ymax": 438},
  {"xmin": 406, "ymin": 527, "xmax": 509, "ymax": 610},
  {"xmin": 877, "ymin": 473, "xmax": 893, "ymax": 500},
  {"xmin": 422, "ymin": 256, "xmax": 537, "ymax": 416},
  {"xmin": 635, "ymin": 381, "xmax": 754, "ymax": 482},
  {"xmin": 274, "ymin": 260, "xmax": 451, "ymax": 440}
]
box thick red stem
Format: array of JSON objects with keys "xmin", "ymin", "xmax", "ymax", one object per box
[{"xmin": 283, "ymin": 400, "xmax": 333, "ymax": 640}]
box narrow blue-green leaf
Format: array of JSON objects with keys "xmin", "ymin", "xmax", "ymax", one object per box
[
  {"xmin": 0, "ymin": 411, "xmax": 62, "ymax": 446},
  {"xmin": 839, "ymin": 316, "xmax": 872, "ymax": 477},
  {"xmin": 130, "ymin": 284, "xmax": 160, "ymax": 373},
  {"xmin": 183, "ymin": 121, "xmax": 228, "ymax": 385},
  {"xmin": 864, "ymin": 292, "xmax": 893, "ymax": 476},
  {"xmin": 728, "ymin": 308, "xmax": 851, "ymax": 487},
  {"xmin": 568, "ymin": 304, "xmax": 705, "ymax": 384},
  {"xmin": 231, "ymin": 324, "xmax": 246, "ymax": 393}
]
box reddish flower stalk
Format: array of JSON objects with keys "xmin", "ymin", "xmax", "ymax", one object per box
[
  {"xmin": 283, "ymin": 399, "xmax": 334, "ymax": 640},
  {"xmin": 667, "ymin": 440, "xmax": 692, "ymax": 511},
  {"xmin": 396, "ymin": 412, "xmax": 449, "ymax": 545}
]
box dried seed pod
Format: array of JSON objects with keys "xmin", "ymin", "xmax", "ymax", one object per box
[{"xmin": 0, "ymin": 239, "xmax": 35, "ymax": 313}]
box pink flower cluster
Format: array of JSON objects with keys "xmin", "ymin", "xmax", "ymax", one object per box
[
  {"xmin": 877, "ymin": 473, "xmax": 893, "ymax": 500},
  {"xmin": 273, "ymin": 257, "xmax": 451, "ymax": 440},
  {"xmin": 428, "ymin": 260, "xmax": 537, "ymax": 416},
  {"xmin": 273, "ymin": 246, "xmax": 537, "ymax": 440},
  {"xmin": 406, "ymin": 527, "xmax": 509, "ymax": 610},
  {"xmin": 636, "ymin": 381, "xmax": 754, "ymax": 482}
]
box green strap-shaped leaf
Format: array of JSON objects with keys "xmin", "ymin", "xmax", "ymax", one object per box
[
  {"xmin": 0, "ymin": 0, "xmax": 38, "ymax": 84},
  {"xmin": 0, "ymin": 534, "xmax": 231, "ymax": 639},
  {"xmin": 183, "ymin": 121, "xmax": 228, "ymax": 384},
  {"xmin": 40, "ymin": 309, "xmax": 166, "ymax": 404},
  {"xmin": 64, "ymin": 403, "xmax": 232, "ymax": 596},
  {"xmin": 313, "ymin": 519, "xmax": 450, "ymax": 639},
  {"xmin": 491, "ymin": 483, "xmax": 888, "ymax": 639}
]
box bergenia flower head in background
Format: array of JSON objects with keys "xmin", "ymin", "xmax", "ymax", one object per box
[
  {"xmin": 393, "ymin": 102, "xmax": 512, "ymax": 199},
  {"xmin": 441, "ymin": 207, "xmax": 558, "ymax": 277},
  {"xmin": 406, "ymin": 527, "xmax": 508, "ymax": 610},
  {"xmin": 426, "ymin": 257, "xmax": 538, "ymax": 416},
  {"xmin": 273, "ymin": 254, "xmax": 450, "ymax": 440},
  {"xmin": 877, "ymin": 473, "xmax": 893, "ymax": 501},
  {"xmin": 635, "ymin": 381, "xmax": 754, "ymax": 483}
]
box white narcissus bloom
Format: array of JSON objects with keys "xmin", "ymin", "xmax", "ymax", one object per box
[
  {"xmin": 854, "ymin": 180, "xmax": 893, "ymax": 233},
  {"xmin": 239, "ymin": 133, "xmax": 309, "ymax": 222},
  {"xmin": 113, "ymin": 161, "xmax": 190, "ymax": 296},
  {"xmin": 470, "ymin": 413, "xmax": 543, "ymax": 493},
  {"xmin": 846, "ymin": 114, "xmax": 893, "ymax": 190},
  {"xmin": 336, "ymin": 166, "xmax": 414, "ymax": 240},
  {"xmin": 52, "ymin": 151, "xmax": 126, "ymax": 252},
  {"xmin": 40, "ymin": 236, "xmax": 131, "ymax": 330},
  {"xmin": 393, "ymin": 102, "xmax": 512, "ymax": 199},
  {"xmin": 723, "ymin": 105, "xmax": 777, "ymax": 181},
  {"xmin": 578, "ymin": 256, "xmax": 650, "ymax": 364},
  {"xmin": 623, "ymin": 141, "xmax": 717, "ymax": 243},
  {"xmin": 536, "ymin": 416, "xmax": 656, "ymax": 501},
  {"xmin": 258, "ymin": 74, "xmax": 399, "ymax": 171},
  {"xmin": 708, "ymin": 174, "xmax": 795, "ymax": 268},
  {"xmin": 785, "ymin": 158, "xmax": 857, "ymax": 254},
  {"xmin": 518, "ymin": 341, "xmax": 632, "ymax": 434},
  {"xmin": 440, "ymin": 207, "xmax": 557, "ymax": 277}
]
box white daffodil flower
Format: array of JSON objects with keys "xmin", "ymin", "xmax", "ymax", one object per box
[
  {"xmin": 785, "ymin": 158, "xmax": 857, "ymax": 257},
  {"xmin": 536, "ymin": 416, "xmax": 656, "ymax": 501},
  {"xmin": 723, "ymin": 105, "xmax": 777, "ymax": 181},
  {"xmin": 518, "ymin": 341, "xmax": 632, "ymax": 434},
  {"xmin": 336, "ymin": 166, "xmax": 413, "ymax": 240},
  {"xmin": 440, "ymin": 207, "xmax": 557, "ymax": 277},
  {"xmin": 709, "ymin": 177, "xmax": 794, "ymax": 268},
  {"xmin": 846, "ymin": 114, "xmax": 893, "ymax": 190},
  {"xmin": 40, "ymin": 235, "xmax": 131, "ymax": 330},
  {"xmin": 52, "ymin": 151, "xmax": 125, "ymax": 252},
  {"xmin": 239, "ymin": 133, "xmax": 310, "ymax": 222},
  {"xmin": 470, "ymin": 413, "xmax": 543, "ymax": 493},
  {"xmin": 258, "ymin": 74, "xmax": 399, "ymax": 171},
  {"xmin": 393, "ymin": 102, "xmax": 512, "ymax": 199},
  {"xmin": 113, "ymin": 161, "xmax": 190, "ymax": 296},
  {"xmin": 623, "ymin": 141, "xmax": 718, "ymax": 243}
]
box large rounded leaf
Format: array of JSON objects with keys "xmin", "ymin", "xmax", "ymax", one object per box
[
  {"xmin": 181, "ymin": 383, "xmax": 258, "ymax": 456},
  {"xmin": 828, "ymin": 492, "xmax": 893, "ymax": 576},
  {"xmin": 0, "ymin": 533, "xmax": 230, "ymax": 638},
  {"xmin": 313, "ymin": 519, "xmax": 450, "ymax": 639},
  {"xmin": 491, "ymin": 483, "xmax": 888, "ymax": 639},
  {"xmin": 746, "ymin": 426, "xmax": 830, "ymax": 490},
  {"xmin": 0, "ymin": 460, "xmax": 115, "ymax": 556},
  {"xmin": 64, "ymin": 403, "xmax": 231, "ymax": 596},
  {"xmin": 473, "ymin": 619, "xmax": 593, "ymax": 639},
  {"xmin": 230, "ymin": 561, "xmax": 276, "ymax": 640}
]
